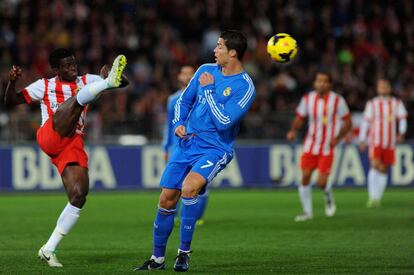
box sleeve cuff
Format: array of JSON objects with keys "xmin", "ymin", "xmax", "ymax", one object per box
[
  {"xmin": 20, "ymin": 89, "xmax": 32, "ymax": 104},
  {"xmin": 295, "ymin": 112, "xmax": 305, "ymax": 119},
  {"xmin": 341, "ymin": 113, "xmax": 351, "ymax": 120},
  {"xmin": 201, "ymin": 84, "xmax": 215, "ymax": 92}
]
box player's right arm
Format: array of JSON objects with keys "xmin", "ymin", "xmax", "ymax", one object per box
[
  {"xmin": 4, "ymin": 65, "xmax": 27, "ymax": 106},
  {"xmin": 162, "ymin": 96, "xmax": 175, "ymax": 161},
  {"xmin": 358, "ymin": 101, "xmax": 372, "ymax": 151},
  {"xmin": 173, "ymin": 66, "xmax": 203, "ymax": 137},
  {"xmin": 286, "ymin": 95, "xmax": 307, "ymax": 141}
]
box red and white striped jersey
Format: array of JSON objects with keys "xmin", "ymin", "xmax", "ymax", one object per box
[
  {"xmin": 21, "ymin": 74, "xmax": 103, "ymax": 135},
  {"xmin": 296, "ymin": 91, "xmax": 350, "ymax": 156},
  {"xmin": 362, "ymin": 96, "xmax": 407, "ymax": 149}
]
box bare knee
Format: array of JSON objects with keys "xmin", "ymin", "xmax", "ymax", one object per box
[
  {"xmin": 372, "ymin": 160, "xmax": 387, "ymax": 174},
  {"xmin": 379, "ymin": 166, "xmax": 387, "ymax": 174},
  {"xmin": 181, "ymin": 172, "xmax": 207, "ymax": 198},
  {"xmin": 301, "ymin": 170, "xmax": 313, "ymax": 186},
  {"xmin": 181, "ymin": 183, "xmax": 198, "ymax": 198},
  {"xmin": 317, "ymin": 173, "xmax": 329, "ymax": 189},
  {"xmin": 69, "ymin": 187, "xmax": 88, "ymax": 208},
  {"xmin": 159, "ymin": 195, "xmax": 177, "ymax": 210},
  {"xmin": 159, "ymin": 190, "xmax": 180, "ymax": 210},
  {"xmin": 62, "ymin": 166, "xmax": 89, "ymax": 208}
]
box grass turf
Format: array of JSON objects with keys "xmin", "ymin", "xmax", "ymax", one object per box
[{"xmin": 0, "ymin": 189, "xmax": 413, "ymax": 274}]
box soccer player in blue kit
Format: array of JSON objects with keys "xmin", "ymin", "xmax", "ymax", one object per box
[
  {"xmin": 135, "ymin": 30, "xmax": 256, "ymax": 272},
  {"xmin": 162, "ymin": 65, "xmax": 209, "ymax": 226}
]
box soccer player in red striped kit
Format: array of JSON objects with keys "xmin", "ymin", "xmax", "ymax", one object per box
[
  {"xmin": 4, "ymin": 48, "xmax": 127, "ymax": 267},
  {"xmin": 287, "ymin": 71, "xmax": 352, "ymax": 222},
  {"xmin": 359, "ymin": 78, "xmax": 407, "ymax": 208}
]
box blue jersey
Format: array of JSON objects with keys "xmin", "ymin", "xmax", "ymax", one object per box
[
  {"xmin": 162, "ymin": 90, "xmax": 182, "ymax": 153},
  {"xmin": 172, "ymin": 63, "xmax": 256, "ymax": 155}
]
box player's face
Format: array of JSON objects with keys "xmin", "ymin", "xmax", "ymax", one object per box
[
  {"xmin": 57, "ymin": 56, "xmax": 78, "ymax": 82},
  {"xmin": 214, "ymin": 38, "xmax": 230, "ymax": 66},
  {"xmin": 178, "ymin": 66, "xmax": 195, "ymax": 87},
  {"xmin": 377, "ymin": 79, "xmax": 391, "ymax": 96},
  {"xmin": 314, "ymin": 73, "xmax": 331, "ymax": 94}
]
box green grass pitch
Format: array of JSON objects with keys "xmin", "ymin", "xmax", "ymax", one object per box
[{"xmin": 0, "ymin": 189, "xmax": 413, "ymax": 274}]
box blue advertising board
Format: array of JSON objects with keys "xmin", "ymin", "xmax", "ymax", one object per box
[{"xmin": 1, "ymin": 144, "xmax": 414, "ymax": 191}]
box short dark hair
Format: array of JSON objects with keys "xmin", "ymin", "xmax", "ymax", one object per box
[
  {"xmin": 49, "ymin": 48, "xmax": 73, "ymax": 68},
  {"xmin": 315, "ymin": 70, "xmax": 333, "ymax": 83},
  {"xmin": 220, "ymin": 30, "xmax": 247, "ymax": 60}
]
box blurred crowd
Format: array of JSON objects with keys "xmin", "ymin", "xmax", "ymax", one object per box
[{"xmin": 1, "ymin": 0, "xmax": 414, "ymax": 143}]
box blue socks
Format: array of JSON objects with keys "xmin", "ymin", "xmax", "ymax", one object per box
[
  {"xmin": 196, "ymin": 193, "xmax": 208, "ymax": 220},
  {"xmin": 153, "ymin": 207, "xmax": 176, "ymax": 258},
  {"xmin": 152, "ymin": 195, "xmax": 207, "ymax": 256},
  {"xmin": 179, "ymin": 196, "xmax": 199, "ymax": 251}
]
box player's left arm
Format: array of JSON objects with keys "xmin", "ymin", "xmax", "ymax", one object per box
[
  {"xmin": 4, "ymin": 65, "xmax": 27, "ymax": 106},
  {"xmin": 331, "ymin": 97, "xmax": 352, "ymax": 146},
  {"xmin": 200, "ymin": 73, "xmax": 255, "ymax": 131},
  {"xmin": 397, "ymin": 100, "xmax": 408, "ymax": 143},
  {"xmin": 358, "ymin": 101, "xmax": 372, "ymax": 150}
]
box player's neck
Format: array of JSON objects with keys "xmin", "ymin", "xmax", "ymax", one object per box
[
  {"xmin": 221, "ymin": 61, "xmax": 244, "ymax": 76},
  {"xmin": 57, "ymin": 75, "xmax": 75, "ymax": 84},
  {"xmin": 317, "ymin": 90, "xmax": 330, "ymax": 97}
]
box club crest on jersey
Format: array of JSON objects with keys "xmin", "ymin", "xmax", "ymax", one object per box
[
  {"xmin": 322, "ymin": 116, "xmax": 328, "ymax": 125},
  {"xmin": 223, "ymin": 87, "xmax": 231, "ymax": 96}
]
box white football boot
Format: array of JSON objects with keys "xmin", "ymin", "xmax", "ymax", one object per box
[
  {"xmin": 325, "ymin": 202, "xmax": 336, "ymax": 217},
  {"xmin": 38, "ymin": 245, "xmax": 63, "ymax": 267},
  {"xmin": 294, "ymin": 213, "xmax": 313, "ymax": 222},
  {"xmin": 325, "ymin": 190, "xmax": 336, "ymax": 218}
]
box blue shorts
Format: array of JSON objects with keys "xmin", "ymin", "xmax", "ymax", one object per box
[{"xmin": 160, "ymin": 135, "xmax": 231, "ymax": 191}]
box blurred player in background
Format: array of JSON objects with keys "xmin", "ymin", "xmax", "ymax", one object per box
[
  {"xmin": 287, "ymin": 72, "xmax": 352, "ymax": 222},
  {"xmin": 4, "ymin": 48, "xmax": 127, "ymax": 267},
  {"xmin": 162, "ymin": 65, "xmax": 209, "ymax": 226},
  {"xmin": 135, "ymin": 30, "xmax": 255, "ymax": 272},
  {"xmin": 359, "ymin": 78, "xmax": 407, "ymax": 207}
]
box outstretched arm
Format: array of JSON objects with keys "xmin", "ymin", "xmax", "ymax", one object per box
[{"xmin": 4, "ymin": 65, "xmax": 27, "ymax": 106}]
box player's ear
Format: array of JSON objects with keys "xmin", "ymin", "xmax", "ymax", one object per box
[{"xmin": 229, "ymin": 49, "xmax": 237, "ymax": 58}]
